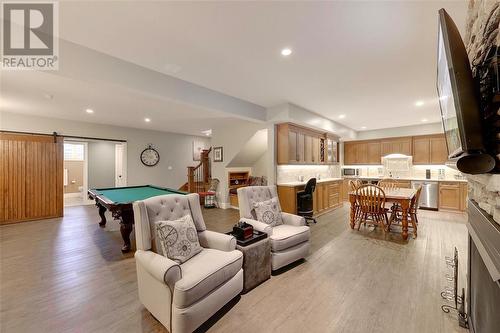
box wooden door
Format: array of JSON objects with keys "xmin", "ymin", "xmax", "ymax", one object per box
[
  {"xmin": 430, "ymin": 136, "xmax": 448, "ymax": 164},
  {"xmin": 288, "ymin": 130, "xmax": 298, "ymax": 163},
  {"xmin": 312, "ymin": 136, "xmax": 320, "ymax": 164},
  {"xmin": 297, "ymin": 132, "xmax": 305, "ymax": 163},
  {"xmin": 0, "ymin": 132, "xmax": 64, "ymax": 224},
  {"xmin": 344, "ymin": 142, "xmax": 356, "ymax": 165},
  {"xmin": 413, "ymin": 137, "xmax": 430, "ymax": 164},
  {"xmin": 304, "ymin": 134, "xmax": 313, "ymax": 163},
  {"xmin": 399, "ymin": 138, "xmax": 412, "ymax": 155},
  {"xmin": 367, "ymin": 142, "xmax": 381, "ymax": 164},
  {"xmin": 439, "ymin": 182, "xmax": 461, "ymax": 211},
  {"xmin": 355, "ymin": 143, "xmax": 368, "ymax": 164}
]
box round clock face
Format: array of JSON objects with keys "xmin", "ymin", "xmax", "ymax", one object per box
[{"xmin": 141, "ymin": 148, "xmax": 160, "ymax": 166}]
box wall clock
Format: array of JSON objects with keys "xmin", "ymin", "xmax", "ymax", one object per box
[{"xmin": 140, "ymin": 145, "xmax": 160, "ymax": 167}]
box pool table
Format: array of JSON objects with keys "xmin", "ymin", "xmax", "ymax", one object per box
[{"xmin": 88, "ymin": 185, "xmax": 187, "ymax": 252}]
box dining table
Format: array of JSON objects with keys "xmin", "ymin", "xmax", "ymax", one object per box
[{"xmin": 349, "ymin": 187, "xmax": 417, "ymax": 240}]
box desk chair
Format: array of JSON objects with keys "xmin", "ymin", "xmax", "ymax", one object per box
[{"xmin": 296, "ymin": 178, "xmax": 317, "ymax": 224}]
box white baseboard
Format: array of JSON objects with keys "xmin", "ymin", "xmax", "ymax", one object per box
[
  {"xmin": 64, "ymin": 192, "xmax": 82, "ymax": 198},
  {"xmin": 218, "ymin": 202, "xmax": 239, "ymax": 210}
]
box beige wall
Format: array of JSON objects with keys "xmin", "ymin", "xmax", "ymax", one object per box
[{"xmin": 64, "ymin": 161, "xmax": 84, "ymax": 194}]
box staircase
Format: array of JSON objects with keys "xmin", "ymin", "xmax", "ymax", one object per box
[{"xmin": 180, "ymin": 148, "xmax": 212, "ymax": 194}]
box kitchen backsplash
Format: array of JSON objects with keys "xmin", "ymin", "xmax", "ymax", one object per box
[
  {"xmin": 356, "ymin": 165, "xmax": 463, "ymax": 180},
  {"xmin": 277, "ymin": 165, "xmax": 341, "ymax": 184}
]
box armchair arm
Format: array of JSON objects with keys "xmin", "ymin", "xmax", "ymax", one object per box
[
  {"xmin": 240, "ymin": 217, "xmax": 273, "ymax": 235},
  {"xmin": 198, "ymin": 230, "xmax": 236, "ymax": 252},
  {"xmin": 135, "ymin": 250, "xmax": 181, "ymax": 289},
  {"xmin": 281, "ymin": 212, "xmax": 306, "ymax": 226}
]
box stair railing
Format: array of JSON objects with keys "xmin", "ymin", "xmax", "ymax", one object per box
[{"xmin": 187, "ymin": 147, "xmax": 211, "ymax": 193}]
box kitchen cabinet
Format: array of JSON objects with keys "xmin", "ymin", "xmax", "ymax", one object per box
[
  {"xmin": 380, "ymin": 137, "xmax": 412, "ymax": 156},
  {"xmin": 367, "ymin": 142, "xmax": 382, "ymax": 164},
  {"xmin": 439, "ymin": 182, "xmax": 461, "ymax": 211},
  {"xmin": 344, "ymin": 141, "xmax": 380, "ymax": 165},
  {"xmin": 277, "ymin": 123, "xmax": 338, "ymax": 165},
  {"xmin": 277, "ymin": 179, "xmax": 343, "ymax": 216},
  {"xmin": 412, "ymin": 135, "xmax": 448, "ymax": 165}
]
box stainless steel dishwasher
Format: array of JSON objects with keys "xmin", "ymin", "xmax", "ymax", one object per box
[{"xmin": 411, "ymin": 181, "xmax": 438, "ymax": 210}]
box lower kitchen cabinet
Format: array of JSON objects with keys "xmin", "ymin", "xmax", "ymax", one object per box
[
  {"xmin": 439, "ymin": 181, "xmax": 468, "ymax": 212},
  {"xmin": 277, "ymin": 180, "xmax": 343, "ymax": 217}
]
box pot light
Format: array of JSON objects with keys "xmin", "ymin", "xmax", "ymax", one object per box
[
  {"xmin": 414, "ymin": 100, "xmax": 424, "ymax": 107},
  {"xmin": 360, "ymin": 126, "xmax": 367, "ymax": 130},
  {"xmin": 144, "ymin": 118, "xmax": 151, "ymax": 122},
  {"xmin": 338, "ymin": 114, "xmax": 346, "ymax": 119},
  {"xmin": 421, "ymin": 118, "xmax": 428, "ymax": 122},
  {"xmin": 85, "ymin": 108, "xmax": 94, "ymax": 114},
  {"xmin": 201, "ymin": 129, "xmax": 212, "ymax": 136},
  {"xmin": 281, "ymin": 48, "xmax": 292, "ymax": 56}
]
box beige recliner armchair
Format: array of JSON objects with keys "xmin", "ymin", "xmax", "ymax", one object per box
[
  {"xmin": 133, "ymin": 193, "xmax": 243, "ymax": 333},
  {"xmin": 237, "ymin": 186, "xmax": 310, "ymax": 270}
]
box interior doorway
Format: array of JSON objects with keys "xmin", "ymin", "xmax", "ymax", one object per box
[{"xmin": 63, "ymin": 141, "xmax": 90, "ymax": 207}]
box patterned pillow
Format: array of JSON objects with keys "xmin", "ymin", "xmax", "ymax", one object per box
[
  {"xmin": 253, "ymin": 197, "xmax": 283, "ymax": 227},
  {"xmin": 155, "ymin": 215, "xmax": 202, "ymax": 264}
]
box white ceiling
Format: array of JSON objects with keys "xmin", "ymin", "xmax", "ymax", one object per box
[{"xmin": 1, "ymin": 1, "xmax": 468, "ymax": 133}]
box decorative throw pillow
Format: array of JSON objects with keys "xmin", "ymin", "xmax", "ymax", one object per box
[
  {"xmin": 155, "ymin": 215, "xmax": 202, "ymax": 264},
  {"xmin": 253, "ymin": 197, "xmax": 283, "ymax": 227}
]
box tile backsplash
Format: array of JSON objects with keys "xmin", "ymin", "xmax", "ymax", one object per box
[
  {"xmin": 277, "ymin": 165, "xmax": 341, "ymax": 184},
  {"xmin": 355, "ymin": 165, "xmax": 463, "ymax": 180}
]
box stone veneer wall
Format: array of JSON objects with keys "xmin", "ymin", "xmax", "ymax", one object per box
[{"xmin": 464, "ymin": 0, "xmax": 500, "ymax": 225}]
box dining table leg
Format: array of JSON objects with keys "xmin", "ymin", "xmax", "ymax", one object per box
[
  {"xmin": 401, "ymin": 199, "xmax": 411, "ymax": 240},
  {"xmin": 349, "ymin": 194, "xmax": 356, "ymax": 229}
]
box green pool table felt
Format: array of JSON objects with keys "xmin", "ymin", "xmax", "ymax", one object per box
[{"xmin": 94, "ymin": 186, "xmax": 184, "ymax": 204}]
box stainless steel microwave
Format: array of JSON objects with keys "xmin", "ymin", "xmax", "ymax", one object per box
[{"xmin": 342, "ymin": 168, "xmax": 359, "ymax": 176}]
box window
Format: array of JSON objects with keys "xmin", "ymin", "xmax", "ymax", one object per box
[{"xmin": 64, "ymin": 143, "xmax": 84, "ymax": 161}]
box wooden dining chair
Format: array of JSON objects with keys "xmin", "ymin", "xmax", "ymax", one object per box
[
  {"xmin": 349, "ymin": 180, "xmax": 362, "ymax": 220},
  {"xmin": 355, "ymin": 184, "xmax": 389, "ymax": 231},
  {"xmin": 377, "ymin": 179, "xmax": 400, "ymax": 215},
  {"xmin": 387, "ymin": 185, "xmax": 422, "ymax": 232}
]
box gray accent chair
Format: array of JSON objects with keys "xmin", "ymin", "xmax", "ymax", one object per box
[
  {"xmin": 133, "ymin": 193, "xmax": 243, "ymax": 333},
  {"xmin": 237, "ymin": 186, "xmax": 310, "ymax": 270}
]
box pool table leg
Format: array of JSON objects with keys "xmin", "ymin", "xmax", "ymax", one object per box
[
  {"xmin": 97, "ymin": 204, "xmax": 107, "ymax": 227},
  {"xmin": 120, "ymin": 209, "xmax": 134, "ymax": 253}
]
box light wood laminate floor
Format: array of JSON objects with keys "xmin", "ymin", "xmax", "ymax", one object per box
[{"xmin": 0, "ymin": 204, "xmax": 469, "ymax": 333}]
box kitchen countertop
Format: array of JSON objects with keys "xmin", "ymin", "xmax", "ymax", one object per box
[
  {"xmin": 277, "ymin": 177, "xmax": 343, "ymax": 187},
  {"xmin": 342, "ymin": 176, "xmax": 468, "ymax": 183}
]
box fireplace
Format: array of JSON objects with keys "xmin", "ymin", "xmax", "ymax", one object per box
[{"xmin": 467, "ymin": 200, "xmax": 500, "ymax": 333}]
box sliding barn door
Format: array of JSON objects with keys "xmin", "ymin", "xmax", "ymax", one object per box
[{"xmin": 0, "ymin": 132, "xmax": 64, "ymax": 224}]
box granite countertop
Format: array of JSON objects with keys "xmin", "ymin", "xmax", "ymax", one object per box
[
  {"xmin": 277, "ymin": 177, "xmax": 343, "ymax": 187},
  {"xmin": 342, "ymin": 176, "xmax": 468, "ymax": 183}
]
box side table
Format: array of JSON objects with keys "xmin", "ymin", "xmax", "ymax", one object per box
[{"xmin": 228, "ymin": 231, "xmax": 271, "ymax": 293}]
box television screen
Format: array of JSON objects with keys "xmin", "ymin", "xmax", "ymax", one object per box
[{"xmin": 437, "ymin": 24, "xmax": 462, "ymax": 157}]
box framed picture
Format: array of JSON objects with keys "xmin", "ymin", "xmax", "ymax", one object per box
[
  {"xmin": 213, "ymin": 146, "xmax": 223, "ymax": 162},
  {"xmin": 193, "ymin": 140, "xmax": 206, "ymax": 161}
]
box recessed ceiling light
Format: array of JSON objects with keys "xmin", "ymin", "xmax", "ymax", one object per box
[
  {"xmin": 144, "ymin": 118, "xmax": 151, "ymax": 122},
  {"xmin": 360, "ymin": 126, "xmax": 367, "ymax": 130},
  {"xmin": 281, "ymin": 48, "xmax": 292, "ymax": 56},
  {"xmin": 415, "ymin": 100, "xmax": 425, "ymax": 107},
  {"xmin": 85, "ymin": 108, "xmax": 94, "ymax": 114},
  {"xmin": 421, "ymin": 118, "xmax": 428, "ymax": 122},
  {"xmin": 201, "ymin": 129, "xmax": 212, "ymax": 136},
  {"xmin": 338, "ymin": 114, "xmax": 346, "ymax": 119}
]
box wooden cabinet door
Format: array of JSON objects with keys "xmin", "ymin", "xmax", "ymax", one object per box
[
  {"xmin": 322, "ymin": 183, "xmax": 329, "ymax": 209},
  {"xmin": 460, "ymin": 183, "xmax": 468, "ymax": 211},
  {"xmin": 381, "ymin": 140, "xmax": 394, "ymax": 156},
  {"xmin": 288, "ymin": 130, "xmax": 298, "ymax": 163},
  {"xmin": 312, "ymin": 136, "xmax": 320, "ymax": 163},
  {"xmin": 381, "ymin": 138, "xmax": 411, "ymax": 156},
  {"xmin": 400, "ymin": 138, "xmax": 412, "ymax": 155},
  {"xmin": 367, "ymin": 142, "xmax": 381, "ymax": 164},
  {"xmin": 328, "ymin": 182, "xmax": 341, "ymax": 207},
  {"xmin": 439, "ymin": 183, "xmax": 461, "ymax": 211},
  {"xmin": 304, "ymin": 134, "xmax": 313, "ymax": 163},
  {"xmin": 297, "ymin": 132, "xmax": 305, "ymax": 163},
  {"xmin": 355, "ymin": 143, "xmax": 368, "ymax": 164},
  {"xmin": 413, "ymin": 137, "xmax": 430, "ymax": 164},
  {"xmin": 344, "ymin": 142, "xmax": 356, "ymax": 165},
  {"xmin": 430, "ymin": 136, "xmax": 448, "ymax": 164}
]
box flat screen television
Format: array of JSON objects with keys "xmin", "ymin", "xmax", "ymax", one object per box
[{"xmin": 436, "ymin": 9, "xmax": 494, "ymax": 174}]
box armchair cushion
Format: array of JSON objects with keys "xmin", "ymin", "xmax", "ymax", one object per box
[
  {"xmin": 198, "ymin": 230, "xmax": 236, "ymax": 252},
  {"xmin": 135, "ymin": 250, "xmax": 181, "ymax": 289},
  {"xmin": 155, "ymin": 215, "xmax": 202, "ymax": 264},
  {"xmin": 173, "ymin": 249, "xmax": 243, "ymax": 308},
  {"xmin": 281, "ymin": 212, "xmax": 306, "ymax": 226},
  {"xmin": 253, "ymin": 197, "xmax": 283, "ymax": 227},
  {"xmin": 269, "ymin": 225, "xmax": 310, "ymax": 252}
]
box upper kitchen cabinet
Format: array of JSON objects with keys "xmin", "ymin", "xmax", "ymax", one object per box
[
  {"xmin": 380, "ymin": 137, "xmax": 412, "ymax": 156},
  {"xmin": 412, "ymin": 134, "xmax": 448, "ymax": 165},
  {"xmin": 277, "ymin": 123, "xmax": 338, "ymax": 165},
  {"xmin": 344, "ymin": 141, "xmax": 380, "ymax": 165}
]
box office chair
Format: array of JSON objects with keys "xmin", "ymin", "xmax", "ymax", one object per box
[{"xmin": 297, "ymin": 178, "xmax": 317, "ymax": 224}]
